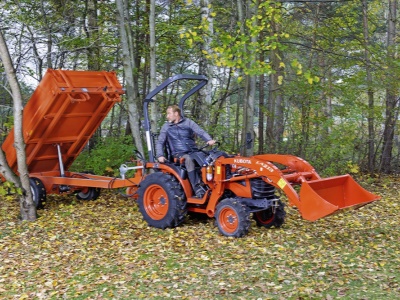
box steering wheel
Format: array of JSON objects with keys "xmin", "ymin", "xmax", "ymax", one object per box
[{"xmin": 199, "ymin": 141, "xmax": 220, "ymax": 152}]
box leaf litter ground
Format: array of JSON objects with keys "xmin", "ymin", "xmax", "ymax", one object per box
[{"xmin": 0, "ymin": 176, "xmax": 399, "ymax": 299}]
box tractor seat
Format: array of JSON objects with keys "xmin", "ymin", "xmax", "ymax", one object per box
[{"xmin": 174, "ymin": 156, "xmax": 186, "ymax": 166}]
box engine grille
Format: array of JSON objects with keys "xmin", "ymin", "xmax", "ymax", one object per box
[{"xmin": 250, "ymin": 178, "xmax": 276, "ymax": 199}]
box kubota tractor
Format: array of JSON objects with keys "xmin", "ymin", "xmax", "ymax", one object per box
[{"xmin": 132, "ymin": 74, "xmax": 380, "ymax": 237}]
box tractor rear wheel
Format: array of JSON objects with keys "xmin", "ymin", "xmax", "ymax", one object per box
[
  {"xmin": 215, "ymin": 198, "xmax": 251, "ymax": 237},
  {"xmin": 137, "ymin": 173, "xmax": 187, "ymax": 229},
  {"xmin": 29, "ymin": 177, "xmax": 46, "ymax": 209},
  {"xmin": 253, "ymin": 200, "xmax": 286, "ymax": 228}
]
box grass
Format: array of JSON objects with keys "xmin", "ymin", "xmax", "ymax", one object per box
[{"xmin": 0, "ymin": 177, "xmax": 399, "ymax": 299}]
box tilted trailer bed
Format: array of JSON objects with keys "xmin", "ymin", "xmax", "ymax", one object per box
[{"xmin": 1, "ymin": 69, "xmax": 143, "ymax": 205}]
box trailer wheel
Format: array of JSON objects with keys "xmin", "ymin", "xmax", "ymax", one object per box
[
  {"xmin": 29, "ymin": 177, "xmax": 46, "ymax": 209},
  {"xmin": 253, "ymin": 200, "xmax": 286, "ymax": 228},
  {"xmin": 215, "ymin": 198, "xmax": 250, "ymax": 237},
  {"xmin": 137, "ymin": 173, "xmax": 187, "ymax": 229},
  {"xmin": 76, "ymin": 187, "xmax": 101, "ymax": 200}
]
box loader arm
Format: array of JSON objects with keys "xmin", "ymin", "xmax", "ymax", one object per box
[
  {"xmin": 253, "ymin": 154, "xmax": 322, "ymax": 182},
  {"xmin": 212, "ymin": 156, "xmax": 303, "ymax": 209}
]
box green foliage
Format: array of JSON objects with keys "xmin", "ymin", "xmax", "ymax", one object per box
[
  {"xmin": 182, "ymin": 1, "xmax": 290, "ymax": 76},
  {"xmin": 1, "ymin": 0, "xmax": 399, "ymax": 176},
  {"xmin": 70, "ymin": 136, "xmax": 135, "ymax": 176},
  {"xmin": 0, "ymin": 181, "xmax": 22, "ymax": 197},
  {"xmin": 155, "ymin": 1, "xmax": 200, "ymax": 72}
]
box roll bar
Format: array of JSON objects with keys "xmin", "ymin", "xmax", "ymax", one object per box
[{"xmin": 142, "ymin": 74, "xmax": 208, "ymax": 162}]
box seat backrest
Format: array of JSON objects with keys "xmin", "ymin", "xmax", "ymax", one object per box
[{"xmin": 164, "ymin": 141, "xmax": 174, "ymax": 162}]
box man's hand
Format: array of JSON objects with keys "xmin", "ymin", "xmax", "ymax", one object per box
[
  {"xmin": 207, "ymin": 140, "xmax": 216, "ymax": 146},
  {"xmin": 158, "ymin": 156, "xmax": 166, "ymax": 163}
]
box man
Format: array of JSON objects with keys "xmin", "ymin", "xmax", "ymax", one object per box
[{"xmin": 156, "ymin": 105, "xmax": 216, "ymax": 198}]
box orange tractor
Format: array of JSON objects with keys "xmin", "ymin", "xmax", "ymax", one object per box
[{"xmin": 1, "ymin": 70, "xmax": 380, "ymax": 237}]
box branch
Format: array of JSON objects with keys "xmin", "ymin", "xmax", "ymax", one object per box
[{"xmin": 282, "ymin": 40, "xmax": 387, "ymax": 71}]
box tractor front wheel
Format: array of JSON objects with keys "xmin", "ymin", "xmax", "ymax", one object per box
[
  {"xmin": 137, "ymin": 173, "xmax": 187, "ymax": 229},
  {"xmin": 215, "ymin": 198, "xmax": 250, "ymax": 237},
  {"xmin": 253, "ymin": 200, "xmax": 286, "ymax": 228}
]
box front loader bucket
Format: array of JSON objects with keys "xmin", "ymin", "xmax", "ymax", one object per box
[{"xmin": 298, "ymin": 174, "xmax": 380, "ymax": 221}]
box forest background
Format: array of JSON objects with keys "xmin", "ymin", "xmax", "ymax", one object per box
[
  {"xmin": 1, "ymin": 1, "xmax": 400, "ymax": 299},
  {"xmin": 0, "ymin": 0, "xmax": 399, "ymax": 177}
]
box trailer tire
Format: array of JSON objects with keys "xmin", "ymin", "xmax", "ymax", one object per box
[
  {"xmin": 76, "ymin": 187, "xmax": 101, "ymax": 201},
  {"xmin": 253, "ymin": 200, "xmax": 286, "ymax": 228},
  {"xmin": 75, "ymin": 171, "xmax": 101, "ymax": 201},
  {"xmin": 29, "ymin": 177, "xmax": 46, "ymax": 209},
  {"xmin": 137, "ymin": 173, "xmax": 187, "ymax": 229},
  {"xmin": 215, "ymin": 198, "xmax": 251, "ymax": 237}
]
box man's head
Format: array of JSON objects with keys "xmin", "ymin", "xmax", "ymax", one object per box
[{"xmin": 166, "ymin": 105, "xmax": 181, "ymax": 123}]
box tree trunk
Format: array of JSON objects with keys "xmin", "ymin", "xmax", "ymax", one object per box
[
  {"xmin": 116, "ymin": 0, "xmax": 144, "ymax": 156},
  {"xmin": 84, "ymin": 0, "xmax": 102, "ymax": 150},
  {"xmin": 362, "ymin": 0, "xmax": 375, "ymax": 172},
  {"xmin": 149, "ymin": 0, "xmax": 159, "ymax": 130},
  {"xmin": 266, "ymin": 4, "xmax": 284, "ymax": 154},
  {"xmin": 38, "ymin": 0, "xmax": 53, "ymax": 70},
  {"xmin": 0, "ymin": 29, "xmax": 36, "ymax": 221},
  {"xmin": 266, "ymin": 70, "xmax": 276, "ymax": 153},
  {"xmin": 267, "ymin": 53, "xmax": 284, "ymax": 154},
  {"xmin": 258, "ymin": 49, "xmax": 265, "ymax": 154},
  {"xmin": 198, "ymin": 0, "xmax": 214, "ymax": 124},
  {"xmin": 234, "ymin": 89, "xmax": 241, "ymax": 153},
  {"xmin": 380, "ymin": 0, "xmax": 398, "ymax": 173},
  {"xmin": 214, "ymin": 67, "xmax": 233, "ymax": 129},
  {"xmin": 238, "ymin": 0, "xmax": 255, "ymax": 156},
  {"xmin": 0, "ymin": 149, "xmax": 20, "ymax": 187},
  {"xmin": 85, "ymin": 0, "xmax": 100, "ymax": 71}
]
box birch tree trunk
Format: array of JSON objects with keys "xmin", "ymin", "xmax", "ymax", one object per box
[
  {"xmin": 0, "ymin": 29, "xmax": 36, "ymax": 221},
  {"xmin": 149, "ymin": 0, "xmax": 158, "ymax": 129},
  {"xmin": 116, "ymin": 0, "xmax": 144, "ymax": 155},
  {"xmin": 380, "ymin": 0, "xmax": 398, "ymax": 173},
  {"xmin": 199, "ymin": 0, "xmax": 214, "ymax": 106}
]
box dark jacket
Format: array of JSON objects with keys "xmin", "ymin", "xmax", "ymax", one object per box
[{"xmin": 156, "ymin": 117, "xmax": 212, "ymax": 158}]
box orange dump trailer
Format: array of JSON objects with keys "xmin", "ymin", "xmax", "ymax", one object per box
[{"xmin": 1, "ymin": 69, "xmax": 143, "ymax": 206}]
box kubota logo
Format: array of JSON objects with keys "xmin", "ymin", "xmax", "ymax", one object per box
[{"xmin": 234, "ymin": 158, "xmax": 251, "ymax": 164}]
